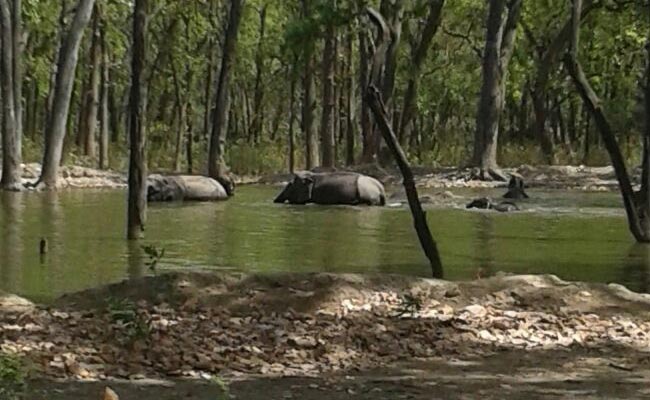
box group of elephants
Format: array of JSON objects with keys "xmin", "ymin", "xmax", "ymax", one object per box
[{"xmin": 146, "ymin": 171, "xmax": 529, "ymax": 211}]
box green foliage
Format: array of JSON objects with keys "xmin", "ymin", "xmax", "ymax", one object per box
[
  {"xmin": 211, "ymin": 375, "xmax": 231, "ymax": 400},
  {"xmin": 0, "ymin": 353, "xmax": 26, "ymax": 400},
  {"xmin": 107, "ymin": 298, "xmax": 150, "ymax": 343}
]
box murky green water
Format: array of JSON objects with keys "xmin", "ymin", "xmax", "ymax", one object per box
[{"xmin": 1, "ymin": 185, "xmax": 649, "ymax": 302}]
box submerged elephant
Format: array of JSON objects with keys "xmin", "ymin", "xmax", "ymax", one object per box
[
  {"xmin": 503, "ymin": 175, "xmax": 529, "ymax": 199},
  {"xmin": 466, "ymin": 197, "xmax": 519, "ymax": 212},
  {"xmin": 147, "ymin": 174, "xmax": 229, "ymax": 202},
  {"xmin": 274, "ymin": 171, "xmax": 386, "ymax": 206}
]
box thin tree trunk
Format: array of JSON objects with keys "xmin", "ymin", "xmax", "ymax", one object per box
[
  {"xmin": 398, "ymin": 0, "xmax": 444, "ymax": 144},
  {"xmin": 38, "ymin": 0, "xmax": 95, "ymax": 188},
  {"xmin": 345, "ymin": 28, "xmax": 355, "ymax": 166},
  {"xmin": 98, "ymin": 16, "xmax": 109, "ymax": 169},
  {"xmin": 288, "ymin": 63, "xmax": 296, "ymax": 173},
  {"xmin": 320, "ymin": 8, "xmax": 336, "ymax": 168},
  {"xmin": 358, "ymin": 23, "xmax": 371, "ymax": 163},
  {"xmin": 127, "ymin": 0, "xmax": 147, "ymax": 240},
  {"xmin": 208, "ymin": 0, "xmax": 244, "ymax": 194},
  {"xmin": 367, "ymin": 85, "xmax": 443, "ymax": 278},
  {"xmin": 250, "ymin": 5, "xmax": 266, "ymax": 144},
  {"xmin": 0, "ymin": 0, "xmax": 21, "ymax": 190},
  {"xmin": 302, "ymin": 0, "xmax": 318, "ymax": 169},
  {"xmin": 12, "ymin": 0, "xmax": 22, "ymax": 158},
  {"xmin": 82, "ymin": 6, "xmax": 101, "ymax": 159}
]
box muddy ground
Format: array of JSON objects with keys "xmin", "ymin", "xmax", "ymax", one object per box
[{"xmin": 0, "ymin": 272, "xmax": 649, "ymax": 399}]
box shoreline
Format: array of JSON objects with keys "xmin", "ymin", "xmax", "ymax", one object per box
[
  {"xmin": 6, "ymin": 162, "xmax": 630, "ymax": 192},
  {"xmin": 2, "ymin": 270, "xmax": 650, "ymax": 398}
]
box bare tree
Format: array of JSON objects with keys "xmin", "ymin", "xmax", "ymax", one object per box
[
  {"xmin": 37, "ymin": 0, "xmax": 95, "ymax": 189},
  {"xmin": 320, "ymin": 4, "xmax": 336, "ymax": 168},
  {"xmin": 127, "ymin": 0, "xmax": 148, "ymax": 239}
]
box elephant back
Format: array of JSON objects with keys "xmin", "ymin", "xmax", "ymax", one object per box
[{"xmin": 310, "ymin": 173, "xmax": 360, "ymax": 205}]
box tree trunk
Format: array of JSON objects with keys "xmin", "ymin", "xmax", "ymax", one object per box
[
  {"xmin": 288, "ymin": 63, "xmax": 296, "ymax": 173},
  {"xmin": 358, "ymin": 23, "xmax": 371, "ymax": 164},
  {"xmin": 398, "ymin": 0, "xmax": 444, "ymax": 144},
  {"xmin": 320, "ymin": 9, "xmax": 336, "ymax": 168},
  {"xmin": 250, "ymin": 5, "xmax": 266, "ymax": 144},
  {"xmin": 345, "ymin": 28, "xmax": 355, "ymax": 166},
  {"xmin": 0, "ymin": 0, "xmax": 21, "ymax": 190},
  {"xmin": 301, "ymin": 0, "xmax": 318, "ymax": 169},
  {"xmin": 471, "ymin": 0, "xmax": 522, "ymax": 181},
  {"xmin": 11, "ymin": 0, "xmax": 22, "ymax": 159},
  {"xmin": 127, "ymin": 0, "xmax": 147, "ymax": 240},
  {"xmin": 81, "ymin": 6, "xmax": 101, "ymax": 159},
  {"xmin": 367, "ymin": 85, "xmax": 443, "ymax": 278},
  {"xmin": 208, "ymin": 0, "xmax": 244, "ymax": 193},
  {"xmin": 98, "ymin": 16, "xmax": 109, "ymax": 169},
  {"xmin": 38, "ymin": 0, "xmax": 95, "ymax": 189}
]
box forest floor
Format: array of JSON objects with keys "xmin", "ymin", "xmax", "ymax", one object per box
[
  {"xmin": 2, "ymin": 271, "xmax": 650, "ymax": 399},
  {"xmin": 15, "ymin": 162, "xmax": 627, "ymax": 191}
]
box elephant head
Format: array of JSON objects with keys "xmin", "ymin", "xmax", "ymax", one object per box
[{"xmin": 274, "ymin": 172, "xmax": 314, "ymax": 204}]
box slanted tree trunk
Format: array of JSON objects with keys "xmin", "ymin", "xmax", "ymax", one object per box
[
  {"xmin": 98, "ymin": 15, "xmax": 109, "ymax": 169},
  {"xmin": 398, "ymin": 0, "xmax": 444, "ymax": 144},
  {"xmin": 564, "ymin": 0, "xmax": 649, "ymax": 242},
  {"xmin": 0, "ymin": 0, "xmax": 21, "ymax": 190},
  {"xmin": 471, "ymin": 0, "xmax": 522, "ymax": 181},
  {"xmin": 208, "ymin": 0, "xmax": 244, "ymax": 190},
  {"xmin": 127, "ymin": 0, "xmax": 147, "ymax": 240},
  {"xmin": 38, "ymin": 0, "xmax": 95, "ymax": 189},
  {"xmin": 367, "ymin": 85, "xmax": 443, "ymax": 278},
  {"xmin": 320, "ymin": 6, "xmax": 336, "ymax": 168}
]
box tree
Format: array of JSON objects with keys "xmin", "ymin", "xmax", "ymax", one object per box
[
  {"xmin": 79, "ymin": 6, "xmax": 101, "ymax": 159},
  {"xmin": 564, "ymin": 0, "xmax": 650, "ymax": 242},
  {"xmin": 37, "ymin": 0, "xmax": 95, "ymax": 189},
  {"xmin": 301, "ymin": 0, "xmax": 319, "ymax": 169},
  {"xmin": 127, "ymin": 0, "xmax": 147, "ymax": 240},
  {"xmin": 472, "ymin": 0, "xmax": 522, "ymax": 181},
  {"xmin": 320, "ymin": 1, "xmax": 336, "ymax": 168},
  {"xmin": 0, "ymin": 0, "xmax": 21, "ymax": 190},
  {"xmin": 398, "ymin": 0, "xmax": 445, "ymax": 144},
  {"xmin": 208, "ymin": 0, "xmax": 244, "ymax": 194}
]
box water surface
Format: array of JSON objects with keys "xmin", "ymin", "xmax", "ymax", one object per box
[{"xmin": 1, "ymin": 185, "xmax": 648, "ymax": 302}]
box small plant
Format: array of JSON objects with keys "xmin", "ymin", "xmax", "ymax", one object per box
[
  {"xmin": 107, "ymin": 298, "xmax": 150, "ymax": 342},
  {"xmin": 0, "ymin": 353, "xmax": 26, "ymax": 400},
  {"xmin": 211, "ymin": 375, "xmax": 231, "ymax": 400},
  {"xmin": 396, "ymin": 293, "xmax": 423, "ymax": 317},
  {"xmin": 142, "ymin": 245, "xmax": 165, "ymax": 271}
]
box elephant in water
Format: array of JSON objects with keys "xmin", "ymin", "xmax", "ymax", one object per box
[
  {"xmin": 147, "ymin": 174, "xmax": 229, "ymax": 202},
  {"xmin": 503, "ymin": 175, "xmax": 529, "ymax": 199},
  {"xmin": 466, "ymin": 197, "xmax": 519, "ymax": 212},
  {"xmin": 274, "ymin": 171, "xmax": 386, "ymax": 206}
]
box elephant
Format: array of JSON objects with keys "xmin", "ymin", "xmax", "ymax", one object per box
[
  {"xmin": 147, "ymin": 174, "xmax": 229, "ymax": 202},
  {"xmin": 274, "ymin": 171, "xmax": 386, "ymax": 206},
  {"xmin": 503, "ymin": 175, "xmax": 529, "ymax": 199},
  {"xmin": 466, "ymin": 197, "xmax": 519, "ymax": 212}
]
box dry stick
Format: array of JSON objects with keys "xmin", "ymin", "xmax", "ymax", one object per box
[{"xmin": 366, "ymin": 85, "xmax": 443, "ymax": 278}]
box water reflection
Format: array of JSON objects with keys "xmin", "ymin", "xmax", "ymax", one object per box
[
  {"xmin": 474, "ymin": 214, "xmax": 495, "ymax": 278},
  {"xmin": 0, "ymin": 191, "xmax": 23, "ymax": 292}
]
